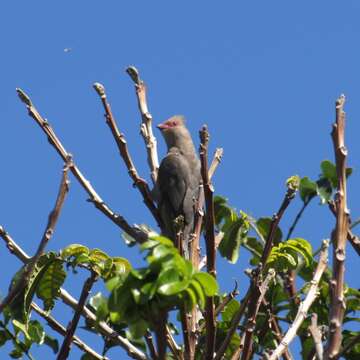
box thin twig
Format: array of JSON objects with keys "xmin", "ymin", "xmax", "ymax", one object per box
[
  {"xmin": 145, "ymin": 330, "xmax": 158, "ymax": 360},
  {"xmin": 0, "ymin": 165, "xmax": 70, "ymax": 314},
  {"xmin": 31, "ymin": 302, "xmax": 108, "ymax": 360},
  {"xmin": 16, "ymin": 88, "xmax": 147, "ymax": 244},
  {"xmin": 0, "ymin": 230, "xmax": 149, "ymax": 360},
  {"xmin": 239, "ymin": 270, "xmax": 276, "ymax": 358},
  {"xmin": 93, "ymin": 83, "xmax": 162, "ymax": 227},
  {"xmin": 0, "ymin": 226, "xmax": 30, "ymax": 263},
  {"xmin": 198, "ymin": 280, "xmax": 239, "ymax": 334},
  {"xmin": 166, "ymin": 325, "xmax": 183, "ymax": 360},
  {"xmin": 208, "ymin": 148, "xmax": 224, "ymax": 180},
  {"xmin": 190, "ymin": 148, "xmax": 224, "ymax": 270},
  {"xmin": 260, "ymin": 298, "xmax": 294, "ymax": 360},
  {"xmin": 126, "ymin": 66, "xmax": 159, "ymax": 184},
  {"xmin": 57, "ymin": 271, "xmax": 98, "ymax": 359},
  {"xmin": 213, "ymin": 289, "xmax": 251, "ymax": 360},
  {"xmin": 286, "ymin": 199, "xmax": 311, "ymax": 240},
  {"xmin": 199, "ymin": 125, "xmax": 217, "ymax": 360},
  {"xmin": 241, "ymin": 180, "xmax": 298, "ymax": 360},
  {"xmin": 325, "ymin": 95, "xmax": 349, "ymax": 359},
  {"xmin": 309, "ymin": 313, "xmax": 323, "ymax": 360},
  {"xmin": 267, "ymin": 240, "xmax": 329, "ymax": 360}
]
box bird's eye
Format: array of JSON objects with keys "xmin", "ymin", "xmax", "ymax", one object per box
[{"xmin": 172, "ymin": 121, "xmax": 177, "ymax": 126}]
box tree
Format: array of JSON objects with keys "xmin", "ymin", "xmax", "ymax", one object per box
[{"xmin": 0, "ymin": 67, "xmax": 359, "ymax": 360}]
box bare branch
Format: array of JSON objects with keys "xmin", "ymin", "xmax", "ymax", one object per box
[
  {"xmin": 126, "ymin": 66, "xmax": 159, "ymax": 184},
  {"xmin": 325, "ymin": 95, "xmax": 349, "ymax": 359},
  {"xmin": 208, "ymin": 147, "xmax": 224, "ymax": 180},
  {"xmin": 241, "ymin": 179, "xmax": 298, "ymax": 360},
  {"xmin": 199, "ymin": 125, "xmax": 217, "ymax": 359},
  {"xmin": 214, "ymin": 289, "xmax": 252, "ymax": 360},
  {"xmin": 0, "ymin": 226, "xmax": 30, "ymax": 263},
  {"xmin": 267, "ymin": 240, "xmax": 329, "ymax": 360},
  {"xmin": 93, "ymin": 83, "xmax": 162, "ymax": 227},
  {"xmin": 57, "ymin": 271, "xmax": 98, "ymax": 360},
  {"xmin": 309, "ymin": 313, "xmax": 323, "ymax": 360},
  {"xmin": 31, "ymin": 302, "xmax": 108, "ymax": 360},
  {"xmin": 0, "ymin": 165, "xmax": 70, "ymax": 314},
  {"xmin": 166, "ymin": 325, "xmax": 183, "ymax": 360},
  {"xmin": 328, "ymin": 201, "xmax": 360, "ymax": 257},
  {"xmin": 16, "ymin": 88, "xmax": 147, "ymax": 244},
  {"xmin": 144, "ymin": 330, "xmax": 158, "ymax": 360}
]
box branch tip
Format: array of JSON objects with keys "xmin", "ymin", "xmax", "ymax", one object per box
[
  {"xmin": 126, "ymin": 66, "xmax": 142, "ymax": 85},
  {"xmin": 16, "ymin": 88, "xmax": 32, "ymax": 106},
  {"xmin": 93, "ymin": 82, "xmax": 106, "ymax": 98}
]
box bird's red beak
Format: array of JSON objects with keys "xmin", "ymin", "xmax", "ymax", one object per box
[{"xmin": 157, "ymin": 123, "xmax": 168, "ymax": 130}]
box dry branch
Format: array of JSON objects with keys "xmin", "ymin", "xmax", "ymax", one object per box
[
  {"xmin": 126, "ymin": 66, "xmax": 159, "ymax": 184},
  {"xmin": 267, "ymin": 240, "xmax": 329, "ymax": 360},
  {"xmin": 199, "ymin": 125, "xmax": 217, "ymax": 359},
  {"xmin": 16, "ymin": 88, "xmax": 147, "ymax": 244},
  {"xmin": 241, "ymin": 180, "xmax": 298, "ymax": 360},
  {"xmin": 57, "ymin": 271, "xmax": 98, "ymax": 359},
  {"xmin": 31, "ymin": 302, "xmax": 108, "ymax": 360},
  {"xmin": 309, "ymin": 313, "xmax": 324, "ymax": 360},
  {"xmin": 0, "ymin": 165, "xmax": 69, "ymax": 314},
  {"xmin": 93, "ymin": 83, "xmax": 162, "ymax": 227},
  {"xmin": 213, "ymin": 289, "xmax": 251, "ymax": 360},
  {"xmin": 325, "ymin": 95, "xmax": 349, "ymax": 359}
]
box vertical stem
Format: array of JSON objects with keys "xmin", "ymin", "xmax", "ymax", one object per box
[
  {"xmin": 199, "ymin": 125, "xmax": 217, "ymax": 359},
  {"xmin": 57, "ymin": 271, "xmax": 98, "ymax": 360},
  {"xmin": 325, "ymin": 95, "xmax": 349, "ymax": 359}
]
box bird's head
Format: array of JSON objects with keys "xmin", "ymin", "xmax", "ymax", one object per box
[{"xmin": 157, "ymin": 115, "xmax": 191, "ymax": 149}]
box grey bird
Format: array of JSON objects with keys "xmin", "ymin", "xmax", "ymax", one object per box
[{"xmin": 154, "ymin": 115, "xmax": 201, "ymax": 259}]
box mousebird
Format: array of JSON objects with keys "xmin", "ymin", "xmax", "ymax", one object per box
[{"xmin": 154, "ymin": 115, "xmax": 201, "ymax": 259}]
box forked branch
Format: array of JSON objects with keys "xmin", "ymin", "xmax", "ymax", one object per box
[
  {"xmin": 93, "ymin": 82, "xmax": 163, "ymax": 227},
  {"xmin": 16, "ymin": 88, "xmax": 147, "ymax": 244},
  {"xmin": 126, "ymin": 66, "xmax": 159, "ymax": 184}
]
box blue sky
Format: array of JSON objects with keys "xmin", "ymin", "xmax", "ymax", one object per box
[{"xmin": 1, "ymin": 1, "xmax": 360, "ymax": 358}]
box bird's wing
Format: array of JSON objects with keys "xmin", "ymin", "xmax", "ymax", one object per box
[{"xmin": 158, "ymin": 149, "xmax": 192, "ymax": 218}]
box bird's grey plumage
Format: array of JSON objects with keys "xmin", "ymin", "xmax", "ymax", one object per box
[{"xmin": 154, "ymin": 115, "xmax": 201, "ymax": 258}]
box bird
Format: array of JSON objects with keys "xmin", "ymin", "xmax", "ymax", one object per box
[{"xmin": 154, "ymin": 115, "xmax": 201, "ymax": 259}]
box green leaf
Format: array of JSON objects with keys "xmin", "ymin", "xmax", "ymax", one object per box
[
  {"xmin": 44, "ymin": 334, "xmax": 59, "ymax": 354},
  {"xmin": 193, "ymin": 273, "xmax": 218, "ymax": 296},
  {"xmin": 256, "ymin": 217, "xmax": 282, "ymax": 244},
  {"xmin": 219, "ymin": 217, "xmax": 246, "ymax": 264},
  {"xmin": 221, "ymin": 299, "xmax": 240, "ymax": 322},
  {"xmin": 316, "ymin": 178, "xmax": 332, "ymax": 204},
  {"xmin": 89, "ymin": 292, "xmax": 109, "ymax": 321},
  {"xmin": 28, "ymin": 320, "xmax": 45, "ymax": 344},
  {"xmin": 129, "ymin": 319, "xmax": 148, "ymax": 339},
  {"xmin": 12, "ymin": 319, "xmax": 30, "ymax": 340},
  {"xmin": 299, "ymin": 177, "xmax": 317, "ymax": 203},
  {"xmin": 112, "ymin": 257, "xmax": 132, "ymax": 276},
  {"xmin": 185, "ymin": 287, "xmax": 197, "ymax": 309},
  {"xmin": 214, "ymin": 196, "xmax": 237, "ymax": 227},
  {"xmin": 321, "ymin": 160, "xmax": 338, "ymax": 188},
  {"xmin": 60, "ymin": 244, "xmax": 89, "ymax": 259},
  {"xmin": 157, "ymin": 268, "xmax": 189, "ymax": 295},
  {"xmin": 36, "ymin": 258, "xmax": 66, "ymax": 311},
  {"xmin": 189, "ymin": 280, "xmax": 205, "ymax": 309}
]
